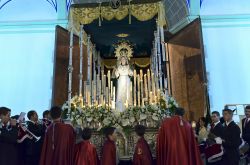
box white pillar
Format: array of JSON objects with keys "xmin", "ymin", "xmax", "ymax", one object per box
[{"xmin": 79, "ymin": 25, "xmax": 84, "ymax": 96}]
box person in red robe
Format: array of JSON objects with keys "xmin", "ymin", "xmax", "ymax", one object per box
[
  {"xmin": 74, "ymin": 127, "xmax": 99, "ymax": 165},
  {"xmin": 157, "ymin": 107, "xmax": 203, "ymax": 165},
  {"xmin": 39, "ymin": 106, "xmax": 76, "ymax": 165},
  {"xmin": 101, "ymin": 127, "xmax": 118, "ymax": 165},
  {"xmin": 133, "ymin": 125, "xmax": 153, "ymax": 165}
]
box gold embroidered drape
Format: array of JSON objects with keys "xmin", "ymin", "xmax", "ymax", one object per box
[{"xmin": 68, "ymin": 2, "xmax": 167, "ymax": 34}]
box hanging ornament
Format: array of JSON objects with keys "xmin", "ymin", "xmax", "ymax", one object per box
[{"xmin": 110, "ymin": 0, "xmax": 121, "ymax": 9}]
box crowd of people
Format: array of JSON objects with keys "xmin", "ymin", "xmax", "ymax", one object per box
[
  {"xmin": 196, "ymin": 106, "xmax": 250, "ymax": 165},
  {"xmin": 1, "ymin": 105, "xmax": 250, "ymax": 165}
]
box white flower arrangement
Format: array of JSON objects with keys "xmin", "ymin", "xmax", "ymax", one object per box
[{"xmin": 62, "ymin": 93, "xmax": 178, "ymax": 130}]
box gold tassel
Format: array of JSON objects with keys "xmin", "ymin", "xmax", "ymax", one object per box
[
  {"xmin": 99, "ymin": 2, "xmax": 102, "ymax": 26},
  {"xmin": 128, "ymin": 0, "xmax": 131, "ymax": 24}
]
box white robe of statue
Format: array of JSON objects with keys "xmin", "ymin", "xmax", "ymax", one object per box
[{"xmin": 115, "ymin": 57, "xmax": 133, "ymax": 112}]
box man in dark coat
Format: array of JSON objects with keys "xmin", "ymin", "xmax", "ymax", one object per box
[
  {"xmin": 0, "ymin": 107, "xmax": 18, "ymax": 165},
  {"xmin": 210, "ymin": 111, "xmax": 224, "ymax": 138},
  {"xmin": 241, "ymin": 105, "xmax": 250, "ymax": 162},
  {"xmin": 221, "ymin": 108, "xmax": 241, "ymax": 165},
  {"xmin": 24, "ymin": 110, "xmax": 44, "ymax": 165},
  {"xmin": 206, "ymin": 111, "xmax": 224, "ymax": 165}
]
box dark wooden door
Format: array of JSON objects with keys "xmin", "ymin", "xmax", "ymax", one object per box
[{"xmin": 52, "ymin": 26, "xmax": 88, "ymax": 106}]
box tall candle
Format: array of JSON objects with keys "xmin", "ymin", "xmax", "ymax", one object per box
[
  {"xmin": 152, "ymin": 72, "xmax": 155, "ymax": 100},
  {"xmin": 96, "ymin": 74, "xmax": 99, "ymax": 95},
  {"xmin": 130, "ymin": 83, "xmax": 133, "ymax": 105},
  {"xmin": 133, "ymin": 70, "xmax": 137, "ymax": 106},
  {"xmin": 137, "ymin": 74, "xmax": 140, "ymax": 106},
  {"xmin": 140, "ymin": 79, "xmax": 144, "ymax": 100},
  {"xmin": 107, "ymin": 70, "xmax": 111, "ymax": 106},
  {"xmin": 108, "ymin": 70, "xmax": 111, "ymax": 89},
  {"xmin": 157, "ymin": 89, "xmax": 161, "ymax": 103},
  {"xmin": 140, "ymin": 69, "xmax": 143, "ymax": 103},
  {"xmin": 94, "ymin": 81, "xmax": 97, "ymax": 105},
  {"xmin": 113, "ymin": 86, "xmax": 116, "ymax": 102},
  {"xmin": 149, "ymin": 91, "xmax": 153, "ymax": 104},
  {"xmin": 87, "ymin": 90, "xmax": 91, "ymax": 107},
  {"xmin": 101, "ymin": 69, "xmax": 104, "ymax": 94},
  {"xmin": 144, "ymin": 74, "xmax": 148, "ymax": 102},
  {"xmin": 103, "ymin": 75, "xmax": 106, "ymax": 97},
  {"xmin": 106, "ymin": 87, "xmax": 109, "ymax": 107},
  {"xmin": 98, "ymin": 78, "xmax": 101, "ymax": 104},
  {"xmin": 100, "ymin": 95, "xmax": 104, "ymax": 106},
  {"xmin": 155, "ymin": 74, "xmax": 159, "ymax": 92},
  {"xmin": 140, "ymin": 69, "xmax": 143, "ymax": 80},
  {"xmin": 147, "ymin": 69, "xmax": 151, "ymax": 92},
  {"xmin": 125, "ymin": 100, "xmax": 128, "ymax": 109},
  {"xmin": 83, "ymin": 81, "xmax": 87, "ymax": 104},
  {"xmin": 111, "ymin": 81, "xmax": 113, "ymax": 100}
]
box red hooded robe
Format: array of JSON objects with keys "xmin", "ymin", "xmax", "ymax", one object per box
[
  {"xmin": 39, "ymin": 121, "xmax": 76, "ymax": 165},
  {"xmin": 157, "ymin": 116, "xmax": 202, "ymax": 165},
  {"xmin": 101, "ymin": 139, "xmax": 117, "ymax": 165},
  {"xmin": 74, "ymin": 140, "xmax": 99, "ymax": 165},
  {"xmin": 133, "ymin": 137, "xmax": 153, "ymax": 165}
]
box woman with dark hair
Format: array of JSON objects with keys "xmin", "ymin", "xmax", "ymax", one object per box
[{"xmin": 197, "ymin": 117, "xmax": 208, "ymax": 143}]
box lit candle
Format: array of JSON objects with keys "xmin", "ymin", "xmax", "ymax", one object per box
[
  {"xmin": 133, "ymin": 70, "xmax": 137, "ymax": 106},
  {"xmin": 130, "ymin": 83, "xmax": 132, "ymax": 105},
  {"xmin": 157, "ymin": 89, "xmax": 161, "ymax": 103},
  {"xmin": 140, "ymin": 69, "xmax": 143, "ymax": 80},
  {"xmin": 101, "ymin": 70, "xmax": 104, "ymax": 94},
  {"xmin": 84, "ymin": 81, "xmax": 87, "ymax": 104},
  {"xmin": 125, "ymin": 100, "xmax": 128, "ymax": 109},
  {"xmin": 92, "ymin": 81, "xmax": 96, "ymax": 105},
  {"xmin": 149, "ymin": 91, "xmax": 153, "ymax": 104},
  {"xmin": 140, "ymin": 79, "xmax": 144, "ymax": 101},
  {"xmin": 103, "ymin": 75, "xmax": 106, "ymax": 98},
  {"xmin": 107, "ymin": 70, "xmax": 111, "ymax": 106},
  {"xmin": 100, "ymin": 94, "xmax": 103, "ymax": 106},
  {"xmin": 88, "ymin": 90, "xmax": 91, "ymax": 107},
  {"xmin": 147, "ymin": 69, "xmax": 151, "ymax": 93},
  {"xmin": 96, "ymin": 74, "xmax": 99, "ymax": 96},
  {"xmin": 113, "ymin": 86, "xmax": 116, "ymax": 102},
  {"xmin": 137, "ymin": 74, "xmax": 140, "ymax": 106},
  {"xmin": 144, "ymin": 74, "xmax": 148, "ymax": 102},
  {"xmin": 152, "ymin": 72, "xmax": 155, "ymax": 101},
  {"xmin": 106, "ymin": 87, "xmax": 109, "ymax": 108},
  {"xmin": 155, "ymin": 74, "xmax": 159, "ymax": 92},
  {"xmin": 111, "ymin": 81, "xmax": 113, "ymax": 100}
]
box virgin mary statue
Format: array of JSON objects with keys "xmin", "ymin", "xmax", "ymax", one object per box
[{"xmin": 115, "ymin": 48, "xmax": 133, "ymax": 112}]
